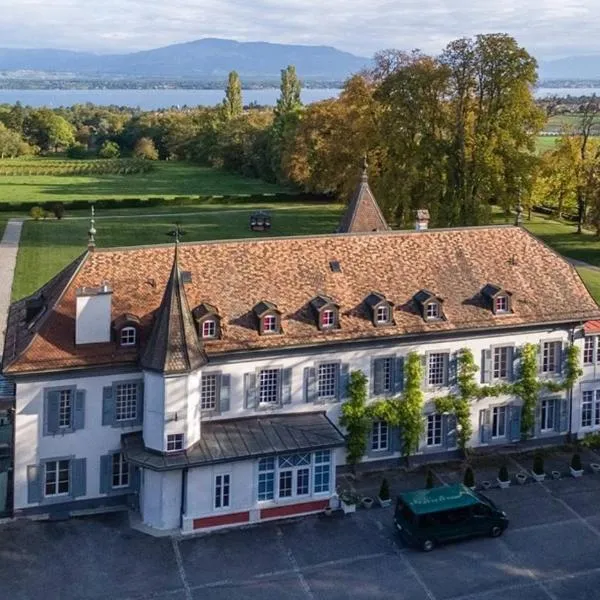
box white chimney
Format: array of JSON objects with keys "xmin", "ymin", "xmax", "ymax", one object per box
[
  {"xmin": 415, "ymin": 209, "xmax": 430, "ymax": 231},
  {"xmin": 75, "ymin": 283, "xmax": 112, "ymax": 345}
]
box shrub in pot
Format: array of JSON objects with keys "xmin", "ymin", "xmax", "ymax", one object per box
[
  {"xmin": 377, "ymin": 478, "xmax": 391, "ymax": 508},
  {"xmin": 463, "ymin": 466, "xmax": 475, "ymax": 489},
  {"xmin": 532, "ymin": 453, "xmax": 546, "ymax": 481},
  {"xmin": 426, "ymin": 469, "xmax": 434, "ymax": 489},
  {"xmin": 498, "ymin": 464, "xmax": 510, "ymax": 489},
  {"xmin": 570, "ymin": 453, "xmax": 584, "ymax": 477}
]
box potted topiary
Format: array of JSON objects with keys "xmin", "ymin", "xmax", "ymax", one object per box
[
  {"xmin": 463, "ymin": 466, "xmax": 475, "ymax": 490},
  {"xmin": 532, "ymin": 453, "xmax": 546, "ymax": 482},
  {"xmin": 426, "ymin": 469, "xmax": 435, "ymax": 489},
  {"xmin": 497, "ymin": 464, "xmax": 510, "ymax": 489},
  {"xmin": 377, "ymin": 478, "xmax": 392, "ymax": 508},
  {"xmin": 340, "ymin": 490, "xmax": 360, "ymax": 514},
  {"xmin": 570, "ymin": 453, "xmax": 584, "ymax": 478}
]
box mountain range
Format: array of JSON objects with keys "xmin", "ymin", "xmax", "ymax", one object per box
[
  {"xmin": 0, "ymin": 38, "xmax": 369, "ymax": 80},
  {"xmin": 538, "ymin": 56, "xmax": 600, "ymax": 81}
]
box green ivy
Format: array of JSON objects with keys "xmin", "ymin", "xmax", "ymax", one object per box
[
  {"xmin": 512, "ymin": 343, "xmax": 540, "ymax": 438},
  {"xmin": 339, "ymin": 370, "xmax": 370, "ymax": 466}
]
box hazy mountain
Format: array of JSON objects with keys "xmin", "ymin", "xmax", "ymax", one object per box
[
  {"xmin": 539, "ymin": 55, "xmax": 600, "ymax": 81},
  {"xmin": 0, "ymin": 38, "xmax": 369, "ymax": 80}
]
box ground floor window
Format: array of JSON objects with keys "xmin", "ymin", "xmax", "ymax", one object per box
[
  {"xmin": 112, "ymin": 453, "xmax": 129, "ymax": 488},
  {"xmin": 582, "ymin": 390, "xmax": 600, "ymax": 428},
  {"xmin": 45, "ymin": 459, "xmax": 70, "ymax": 497},
  {"xmin": 371, "ymin": 421, "xmax": 389, "ymax": 452},
  {"xmin": 426, "ymin": 414, "xmax": 442, "ymax": 447},
  {"xmin": 257, "ymin": 450, "xmax": 331, "ymax": 501},
  {"xmin": 492, "ymin": 406, "xmax": 507, "ymax": 439},
  {"xmin": 214, "ymin": 473, "xmax": 230, "ymax": 509},
  {"xmin": 541, "ymin": 399, "xmax": 555, "ymax": 432}
]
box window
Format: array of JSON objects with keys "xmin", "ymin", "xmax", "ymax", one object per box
[
  {"xmin": 425, "ymin": 302, "xmax": 440, "ymax": 320},
  {"xmin": 371, "ymin": 421, "xmax": 389, "ymax": 452},
  {"xmin": 426, "ymin": 414, "xmax": 442, "ymax": 446},
  {"xmin": 584, "ymin": 337, "xmax": 600, "ymax": 365},
  {"xmin": 258, "ymin": 457, "xmax": 275, "ymax": 501},
  {"xmin": 214, "ymin": 474, "xmax": 230, "ymax": 509},
  {"xmin": 263, "ymin": 315, "xmax": 278, "ymax": 333},
  {"xmin": 201, "ymin": 374, "xmax": 218, "ymax": 411},
  {"xmin": 44, "ymin": 459, "xmax": 70, "ymax": 497},
  {"xmin": 112, "ymin": 453, "xmax": 129, "ymax": 488},
  {"xmin": 202, "ymin": 320, "xmax": 216, "ymax": 339},
  {"xmin": 321, "ymin": 309, "xmax": 336, "ymax": 328},
  {"xmin": 581, "ymin": 390, "xmax": 600, "ymax": 428},
  {"xmin": 115, "ymin": 383, "xmax": 137, "ymax": 421},
  {"xmin": 376, "ymin": 305, "xmax": 390, "ymax": 324},
  {"xmin": 540, "ymin": 399, "xmax": 555, "ymax": 432},
  {"xmin": 278, "ymin": 454, "xmax": 310, "ymax": 499},
  {"xmin": 313, "ymin": 451, "xmax": 331, "ymax": 493},
  {"xmin": 379, "ymin": 357, "xmax": 393, "ymax": 394},
  {"xmin": 317, "ymin": 363, "xmax": 338, "ymax": 400},
  {"xmin": 167, "ymin": 433, "xmax": 184, "ymax": 452},
  {"xmin": 542, "ymin": 341, "xmax": 561, "ymax": 374},
  {"xmin": 428, "ymin": 353, "xmax": 447, "ymax": 386},
  {"xmin": 495, "ymin": 296, "xmax": 509, "ymax": 313},
  {"xmin": 120, "ymin": 327, "xmax": 136, "ymax": 346},
  {"xmin": 493, "ymin": 346, "xmax": 510, "ymax": 380},
  {"xmin": 492, "ymin": 406, "xmax": 506, "ymax": 439},
  {"xmin": 58, "ymin": 390, "xmax": 72, "ymax": 429},
  {"xmin": 258, "ymin": 369, "xmax": 280, "ymax": 404}
]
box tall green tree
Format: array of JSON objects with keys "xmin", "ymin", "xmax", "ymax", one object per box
[
  {"xmin": 275, "ymin": 65, "xmax": 302, "ymax": 116},
  {"xmin": 23, "ymin": 109, "xmax": 75, "ymax": 152},
  {"xmin": 222, "ymin": 71, "xmax": 243, "ymax": 120}
]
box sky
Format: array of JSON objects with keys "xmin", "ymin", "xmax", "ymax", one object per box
[{"xmin": 0, "ymin": 0, "xmax": 596, "ymax": 59}]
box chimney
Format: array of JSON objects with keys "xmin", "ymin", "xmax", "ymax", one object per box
[
  {"xmin": 415, "ymin": 209, "xmax": 430, "ymax": 231},
  {"xmin": 75, "ymin": 283, "xmax": 112, "ymax": 345}
]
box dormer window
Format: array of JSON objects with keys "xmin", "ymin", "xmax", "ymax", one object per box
[
  {"xmin": 193, "ymin": 303, "xmax": 222, "ymax": 340},
  {"xmin": 202, "ymin": 319, "xmax": 217, "ymax": 339},
  {"xmin": 495, "ymin": 295, "xmax": 509, "ymax": 313},
  {"xmin": 253, "ymin": 301, "xmax": 282, "ymax": 335},
  {"xmin": 263, "ymin": 314, "xmax": 278, "ymax": 333},
  {"xmin": 113, "ymin": 313, "xmax": 141, "ymax": 347},
  {"xmin": 120, "ymin": 326, "xmax": 137, "ymax": 347},
  {"xmin": 414, "ymin": 290, "xmax": 444, "ymax": 322},
  {"xmin": 376, "ymin": 305, "xmax": 389, "ymax": 324},
  {"xmin": 426, "ymin": 302, "xmax": 440, "ymax": 320},
  {"xmin": 321, "ymin": 309, "xmax": 336, "ymax": 328},
  {"xmin": 310, "ymin": 295, "xmax": 340, "ymax": 331},
  {"xmin": 365, "ymin": 291, "xmax": 394, "ymax": 327},
  {"xmin": 482, "ymin": 284, "xmax": 512, "ymax": 315}
]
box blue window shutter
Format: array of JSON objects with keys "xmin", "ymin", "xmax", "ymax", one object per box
[
  {"xmin": 445, "ymin": 414, "xmax": 457, "ymax": 449},
  {"xmin": 102, "ymin": 386, "xmax": 114, "ymax": 426},
  {"xmin": 421, "ymin": 355, "xmax": 428, "ymax": 390},
  {"xmin": 338, "ymin": 363, "xmax": 349, "ymax": 402},
  {"xmin": 506, "ymin": 347, "xmax": 515, "ymax": 381},
  {"xmin": 304, "ymin": 368, "xmax": 316, "ymax": 403},
  {"xmin": 442, "ymin": 353, "xmax": 449, "ymax": 386},
  {"xmin": 134, "ymin": 381, "xmax": 144, "ymax": 426},
  {"xmin": 509, "ymin": 404, "xmax": 522, "ymax": 442},
  {"xmin": 244, "ymin": 373, "xmax": 256, "ymax": 409},
  {"xmin": 366, "ymin": 423, "xmax": 376, "ymax": 458},
  {"xmin": 44, "ymin": 390, "xmax": 60, "ymax": 436},
  {"xmin": 71, "ymin": 458, "xmax": 86, "ymax": 498},
  {"xmin": 130, "ymin": 466, "xmax": 140, "ymax": 493},
  {"xmin": 99, "ymin": 454, "xmax": 112, "ymax": 494},
  {"xmin": 534, "ymin": 400, "xmax": 542, "ymax": 437},
  {"xmin": 373, "ymin": 359, "xmax": 385, "ymax": 396},
  {"xmin": 448, "ymin": 354, "xmax": 458, "ymax": 387},
  {"xmin": 219, "ymin": 374, "xmax": 231, "ymax": 412},
  {"xmin": 74, "ymin": 390, "xmax": 85, "ymax": 431},
  {"xmin": 282, "ymin": 369, "xmax": 292, "ymax": 404},
  {"xmin": 27, "ymin": 464, "xmax": 41, "ymax": 504},
  {"xmin": 480, "ymin": 409, "xmax": 492, "ymax": 443},
  {"xmin": 557, "ymin": 398, "xmax": 568, "ymax": 432},
  {"xmin": 481, "ymin": 350, "xmax": 492, "ymax": 383},
  {"xmin": 391, "ymin": 426, "xmax": 402, "ymax": 453},
  {"xmin": 394, "ymin": 357, "xmax": 404, "ymax": 394}
]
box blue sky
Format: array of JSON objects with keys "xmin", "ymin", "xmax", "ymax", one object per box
[{"xmin": 0, "ymin": 0, "xmax": 595, "ymax": 58}]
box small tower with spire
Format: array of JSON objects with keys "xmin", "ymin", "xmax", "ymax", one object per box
[{"xmin": 88, "ymin": 206, "xmax": 96, "ymax": 251}]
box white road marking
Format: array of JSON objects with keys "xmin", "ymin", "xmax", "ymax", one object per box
[
  {"xmin": 170, "ymin": 538, "xmax": 193, "ymax": 600},
  {"xmin": 276, "ymin": 526, "xmax": 315, "ymax": 600}
]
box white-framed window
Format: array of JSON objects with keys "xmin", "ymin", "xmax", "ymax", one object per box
[
  {"xmin": 542, "ymin": 341, "xmax": 561, "ymax": 374},
  {"xmin": 200, "ymin": 374, "xmax": 218, "ymax": 411},
  {"xmin": 581, "ymin": 390, "xmax": 600, "ymax": 428},
  {"xmin": 426, "ymin": 414, "xmax": 442, "ymax": 446},
  {"xmin": 584, "ymin": 336, "xmax": 600, "ymax": 365},
  {"xmin": 313, "ymin": 451, "xmax": 331, "ymax": 493},
  {"xmin": 258, "ymin": 457, "xmax": 275, "ymax": 501},
  {"xmin": 381, "ymin": 357, "xmax": 393, "ymax": 393},
  {"xmin": 492, "ymin": 406, "xmax": 507, "ymax": 438},
  {"xmin": 495, "ymin": 296, "xmax": 509, "ymax": 313},
  {"xmin": 493, "ymin": 346, "xmax": 510, "ymax": 380},
  {"xmin": 371, "ymin": 421, "xmax": 389, "ymax": 452},
  {"xmin": 263, "ymin": 315, "xmax": 278, "ymax": 333},
  {"xmin": 376, "ymin": 305, "xmax": 390, "ymax": 324},
  {"xmin": 115, "ymin": 383, "xmax": 137, "ymax": 421},
  {"xmin": 214, "ymin": 473, "xmax": 230, "ymax": 509},
  {"xmin": 540, "ymin": 399, "xmax": 555, "ymax": 432},
  {"xmin": 317, "ymin": 363, "xmax": 338, "ymax": 399},
  {"xmin": 58, "ymin": 390, "xmax": 72, "ymax": 429},
  {"xmin": 258, "ymin": 369, "xmax": 280, "ymax": 404},
  {"xmin": 426, "ymin": 302, "xmax": 440, "ymax": 319},
  {"xmin": 202, "ymin": 320, "xmax": 216, "ymax": 339},
  {"xmin": 428, "ymin": 353, "xmax": 446, "ymax": 386},
  {"xmin": 120, "ymin": 326, "xmax": 136, "ymax": 347},
  {"xmin": 167, "ymin": 433, "xmax": 184, "ymax": 452},
  {"xmin": 321, "ymin": 309, "xmax": 336, "ymax": 328},
  {"xmin": 278, "ymin": 454, "xmax": 311, "ymax": 498},
  {"xmin": 44, "ymin": 459, "xmax": 70, "ymax": 497},
  {"xmin": 112, "ymin": 453, "xmax": 129, "ymax": 488}
]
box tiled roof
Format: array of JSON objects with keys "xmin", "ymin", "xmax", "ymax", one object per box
[
  {"xmin": 121, "ymin": 412, "xmax": 345, "ymax": 471},
  {"xmin": 3, "ymin": 225, "xmax": 600, "ymax": 374}
]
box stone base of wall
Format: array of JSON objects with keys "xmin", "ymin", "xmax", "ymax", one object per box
[{"xmin": 14, "ymin": 494, "xmax": 130, "ymax": 520}]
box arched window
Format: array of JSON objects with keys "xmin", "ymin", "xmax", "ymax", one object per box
[{"xmin": 120, "ymin": 326, "xmax": 136, "ymax": 347}]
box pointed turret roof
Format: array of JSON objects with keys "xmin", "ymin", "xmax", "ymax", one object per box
[
  {"xmin": 141, "ymin": 245, "xmax": 207, "ymax": 374},
  {"xmin": 337, "ymin": 157, "xmax": 390, "ymax": 233}
]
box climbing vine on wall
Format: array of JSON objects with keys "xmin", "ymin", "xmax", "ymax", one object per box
[
  {"xmin": 339, "ymin": 370, "xmax": 370, "ymax": 467},
  {"xmin": 512, "ymin": 343, "xmax": 540, "ymax": 438}
]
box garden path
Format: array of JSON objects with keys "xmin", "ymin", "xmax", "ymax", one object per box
[{"xmin": 0, "ymin": 219, "xmax": 23, "ymax": 355}]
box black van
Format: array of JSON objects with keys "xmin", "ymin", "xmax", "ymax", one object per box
[{"xmin": 394, "ymin": 484, "xmax": 509, "ymax": 551}]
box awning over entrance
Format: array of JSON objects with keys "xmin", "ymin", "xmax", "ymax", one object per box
[{"xmin": 121, "ymin": 411, "xmax": 345, "ymax": 472}]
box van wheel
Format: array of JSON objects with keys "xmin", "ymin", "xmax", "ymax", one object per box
[
  {"xmin": 490, "ymin": 526, "xmax": 503, "ymax": 538},
  {"xmin": 422, "ymin": 539, "xmax": 435, "ymax": 552}
]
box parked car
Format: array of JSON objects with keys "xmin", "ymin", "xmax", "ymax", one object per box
[{"xmin": 394, "ymin": 483, "xmax": 509, "ymax": 552}]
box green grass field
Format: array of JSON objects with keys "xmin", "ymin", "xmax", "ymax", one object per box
[{"xmin": 0, "ymin": 160, "xmax": 289, "ymax": 204}]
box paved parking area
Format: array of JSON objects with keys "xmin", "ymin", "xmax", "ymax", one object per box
[{"xmin": 4, "ymin": 473, "xmax": 600, "ymax": 599}]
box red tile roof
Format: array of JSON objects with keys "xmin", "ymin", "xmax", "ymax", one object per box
[{"xmin": 4, "ymin": 226, "xmax": 600, "ymax": 375}]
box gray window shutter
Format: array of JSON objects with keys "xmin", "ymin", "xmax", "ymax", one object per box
[
  {"xmin": 481, "ymin": 349, "xmax": 492, "ymax": 383},
  {"xmin": 391, "ymin": 426, "xmax": 402, "ymax": 453},
  {"xmin": 219, "ymin": 375, "xmax": 230, "ymax": 412},
  {"xmin": 442, "ymin": 353, "xmax": 449, "ymax": 386},
  {"xmin": 74, "ymin": 390, "xmax": 85, "ymax": 431},
  {"xmin": 99, "ymin": 454, "xmax": 112, "ymax": 494},
  {"xmin": 509, "ymin": 404, "xmax": 522, "ymax": 442},
  {"xmin": 366, "ymin": 423, "xmax": 376, "ymax": 458},
  {"xmin": 304, "ymin": 367, "xmax": 316, "ymax": 403},
  {"xmin": 130, "ymin": 466, "xmax": 140, "ymax": 493},
  {"xmin": 338, "ymin": 363, "xmax": 349, "ymax": 402},
  {"xmin": 394, "ymin": 357, "xmax": 404, "ymax": 394},
  {"xmin": 282, "ymin": 369, "xmax": 292, "ymax": 404},
  {"xmin": 534, "ymin": 399, "xmax": 542, "ymax": 437},
  {"xmin": 134, "ymin": 381, "xmax": 144, "ymax": 426},
  {"xmin": 537, "ymin": 343, "xmax": 543, "ymax": 374},
  {"xmin": 444, "ymin": 414, "xmax": 457, "ymax": 449},
  {"xmin": 27, "ymin": 464, "xmax": 41, "ymax": 504},
  {"xmin": 244, "ymin": 372, "xmax": 256, "ymax": 409},
  {"xmin": 557, "ymin": 398, "xmax": 568, "ymax": 432},
  {"xmin": 102, "ymin": 386, "xmax": 114, "ymax": 426},
  {"xmin": 557, "ymin": 343, "xmax": 564, "ymax": 375},
  {"xmin": 44, "ymin": 390, "xmax": 60, "ymax": 436},
  {"xmin": 480, "ymin": 409, "xmax": 492, "ymax": 443},
  {"xmin": 448, "ymin": 354, "xmax": 458, "ymax": 387},
  {"xmin": 71, "ymin": 458, "xmax": 86, "ymax": 498},
  {"xmin": 421, "ymin": 355, "xmax": 428, "ymax": 390},
  {"xmin": 506, "ymin": 347, "xmax": 515, "ymax": 381},
  {"xmin": 373, "ymin": 359, "xmax": 385, "ymax": 396}
]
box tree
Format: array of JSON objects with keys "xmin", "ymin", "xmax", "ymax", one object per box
[
  {"xmin": 66, "ymin": 143, "xmax": 88, "ymax": 159},
  {"xmin": 222, "ymin": 71, "xmax": 243, "ymax": 121},
  {"xmin": 98, "ymin": 140, "xmax": 121, "ymax": 159},
  {"xmin": 275, "ymin": 65, "xmax": 302, "ymax": 116},
  {"xmin": 23, "ymin": 109, "xmax": 75, "ymax": 152},
  {"xmin": 0, "ymin": 122, "xmax": 31, "ymax": 158},
  {"xmin": 133, "ymin": 137, "xmax": 159, "ymax": 160}
]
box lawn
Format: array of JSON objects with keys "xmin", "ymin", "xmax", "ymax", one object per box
[
  {"xmin": 11, "ymin": 202, "xmax": 344, "ymax": 300},
  {"xmin": 535, "ymin": 135, "xmax": 559, "ymax": 154},
  {"xmin": 0, "ymin": 160, "xmax": 290, "ymax": 204}
]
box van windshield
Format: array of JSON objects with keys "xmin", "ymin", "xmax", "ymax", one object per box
[
  {"xmin": 396, "ymin": 499, "xmax": 416, "ymax": 525},
  {"xmin": 474, "ymin": 491, "xmax": 496, "ymax": 509}
]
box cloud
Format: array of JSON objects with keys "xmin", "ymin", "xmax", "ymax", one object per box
[{"xmin": 0, "ymin": 0, "xmax": 597, "ymax": 59}]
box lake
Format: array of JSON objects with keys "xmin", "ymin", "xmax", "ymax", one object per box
[{"xmin": 0, "ymin": 87, "xmax": 597, "ymax": 109}]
